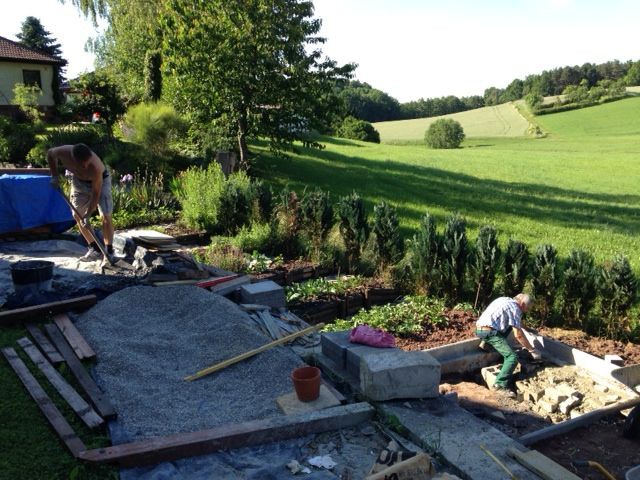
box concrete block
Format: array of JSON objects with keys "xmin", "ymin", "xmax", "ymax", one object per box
[
  {"xmin": 346, "ymin": 344, "xmax": 390, "ymax": 379},
  {"xmin": 113, "ymin": 234, "xmax": 137, "ymax": 257},
  {"xmin": 239, "ymin": 280, "xmax": 285, "ymax": 308},
  {"xmin": 544, "ymin": 387, "xmax": 568, "ymax": 404},
  {"xmin": 559, "ymin": 395, "xmax": 582, "ymax": 415},
  {"xmin": 604, "ymin": 354, "xmax": 624, "ymax": 367},
  {"xmin": 320, "ymin": 331, "xmax": 352, "ymax": 368},
  {"xmin": 527, "ymin": 388, "xmax": 545, "ymax": 403},
  {"xmin": 481, "ymin": 365, "xmax": 501, "ymax": 390},
  {"xmin": 538, "ymin": 399, "xmax": 558, "ymax": 414},
  {"xmin": 359, "ymin": 350, "xmax": 440, "ymax": 401}
]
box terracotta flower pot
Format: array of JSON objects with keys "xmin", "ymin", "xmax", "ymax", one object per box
[{"xmin": 291, "ymin": 366, "xmax": 321, "ymax": 402}]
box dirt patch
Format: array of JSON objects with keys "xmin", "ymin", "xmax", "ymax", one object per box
[{"xmin": 393, "ymin": 308, "xmax": 640, "ymax": 479}]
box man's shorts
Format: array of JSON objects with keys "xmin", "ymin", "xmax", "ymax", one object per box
[{"xmin": 70, "ymin": 172, "xmax": 113, "ymax": 216}]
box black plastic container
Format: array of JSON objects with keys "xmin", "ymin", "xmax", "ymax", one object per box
[{"xmin": 10, "ymin": 260, "xmax": 54, "ymax": 290}]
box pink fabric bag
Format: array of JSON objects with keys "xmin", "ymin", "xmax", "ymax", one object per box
[{"xmin": 349, "ymin": 324, "xmax": 396, "ymax": 348}]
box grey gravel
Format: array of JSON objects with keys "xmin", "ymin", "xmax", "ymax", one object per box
[{"xmin": 75, "ymin": 285, "xmax": 304, "ymax": 441}]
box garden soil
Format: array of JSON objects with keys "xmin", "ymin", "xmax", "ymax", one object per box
[{"xmin": 395, "ymin": 307, "xmax": 640, "ymax": 479}]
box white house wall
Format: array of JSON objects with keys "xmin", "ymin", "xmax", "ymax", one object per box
[{"xmin": 0, "ymin": 62, "xmax": 55, "ymax": 106}]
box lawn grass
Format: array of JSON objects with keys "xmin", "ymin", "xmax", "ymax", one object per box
[
  {"xmin": 253, "ymin": 96, "xmax": 640, "ymax": 274},
  {"xmin": 372, "ymin": 102, "xmax": 532, "ymax": 142},
  {"xmin": 0, "ymin": 324, "xmax": 116, "ymax": 479}
]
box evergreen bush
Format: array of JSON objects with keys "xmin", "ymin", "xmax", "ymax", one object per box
[
  {"xmin": 409, "ymin": 212, "xmax": 440, "ymax": 294},
  {"xmin": 336, "ymin": 116, "xmax": 380, "ymax": 143},
  {"xmin": 561, "ymin": 249, "xmax": 597, "ymax": 327},
  {"xmin": 531, "ymin": 244, "xmax": 560, "ymax": 325},
  {"xmin": 0, "ymin": 116, "xmax": 37, "ymax": 164},
  {"xmin": 372, "ymin": 201, "xmax": 403, "ymax": 269},
  {"xmin": 469, "ymin": 225, "xmax": 501, "ymax": 309},
  {"xmin": 439, "ymin": 214, "xmax": 468, "ymax": 305},
  {"xmin": 248, "ymin": 179, "xmax": 273, "ymax": 224},
  {"xmin": 177, "ymin": 162, "xmax": 225, "ymax": 233},
  {"xmin": 336, "ymin": 192, "xmax": 369, "ymax": 273},
  {"xmin": 503, "ymin": 239, "xmax": 529, "ymax": 297},
  {"xmin": 218, "ymin": 171, "xmax": 253, "ymax": 235},
  {"xmin": 598, "ymin": 255, "xmax": 638, "ymax": 338},
  {"xmin": 300, "ymin": 188, "xmax": 334, "ymax": 261},
  {"xmin": 271, "ymin": 187, "xmax": 303, "ymax": 258}
]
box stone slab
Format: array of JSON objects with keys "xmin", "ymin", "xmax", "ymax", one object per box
[
  {"xmin": 239, "ymin": 280, "xmax": 285, "ymax": 308},
  {"xmin": 276, "ymin": 384, "xmax": 341, "ymax": 415},
  {"xmin": 424, "ymin": 338, "xmax": 502, "ymax": 375},
  {"xmin": 346, "ymin": 344, "xmax": 397, "ymax": 379},
  {"xmin": 379, "ymin": 398, "xmax": 540, "ymax": 480},
  {"xmin": 320, "ymin": 331, "xmax": 352, "ymax": 369},
  {"xmin": 360, "ymin": 349, "xmax": 440, "ymax": 401}
]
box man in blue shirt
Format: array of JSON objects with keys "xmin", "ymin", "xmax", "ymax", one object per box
[{"xmin": 476, "ymin": 293, "xmax": 541, "ymax": 397}]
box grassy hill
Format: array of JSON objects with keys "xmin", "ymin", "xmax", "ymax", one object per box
[
  {"xmin": 372, "ymin": 102, "xmax": 532, "ymax": 142},
  {"xmin": 254, "ymin": 96, "xmax": 640, "ymax": 273}
]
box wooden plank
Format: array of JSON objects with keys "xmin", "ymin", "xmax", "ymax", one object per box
[
  {"xmin": 507, "ymin": 448, "xmax": 582, "ymax": 480},
  {"xmin": 0, "ymin": 295, "xmax": 97, "ymax": 325},
  {"xmin": 25, "ymin": 322, "xmax": 63, "ymax": 364},
  {"xmin": 184, "ymin": 323, "xmax": 324, "ymax": 381},
  {"xmin": 17, "ymin": 337, "xmax": 103, "ymax": 429},
  {"xmin": 1, "ymin": 347, "xmax": 86, "ymax": 456},
  {"xmin": 79, "ymin": 402, "xmax": 374, "ymax": 467},
  {"xmin": 519, "ymin": 396, "xmax": 640, "ymax": 446},
  {"xmin": 207, "ymin": 275, "xmax": 251, "ymax": 295},
  {"xmin": 44, "ymin": 323, "xmax": 116, "ymax": 420},
  {"xmin": 53, "ymin": 314, "xmax": 96, "ymax": 360}
]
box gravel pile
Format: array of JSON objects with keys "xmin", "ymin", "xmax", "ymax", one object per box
[{"xmin": 75, "ymin": 285, "xmax": 303, "ymax": 441}]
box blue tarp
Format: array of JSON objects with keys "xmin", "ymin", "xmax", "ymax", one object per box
[{"xmin": 0, "ymin": 174, "xmax": 75, "ymax": 234}]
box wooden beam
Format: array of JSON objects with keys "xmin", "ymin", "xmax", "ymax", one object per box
[
  {"xmin": 519, "ymin": 396, "xmax": 640, "ymax": 446},
  {"xmin": 1, "ymin": 347, "xmax": 86, "ymax": 457},
  {"xmin": 79, "ymin": 402, "xmax": 374, "ymax": 467},
  {"xmin": 507, "ymin": 448, "xmax": 582, "ymax": 480},
  {"xmin": 44, "ymin": 323, "xmax": 116, "ymax": 420},
  {"xmin": 17, "ymin": 337, "xmax": 103, "ymax": 429},
  {"xmin": 184, "ymin": 323, "xmax": 324, "ymax": 381},
  {"xmin": 0, "ymin": 295, "xmax": 97, "ymax": 325},
  {"xmin": 53, "ymin": 314, "xmax": 96, "ymax": 360},
  {"xmin": 25, "ymin": 322, "xmax": 63, "ymax": 364}
]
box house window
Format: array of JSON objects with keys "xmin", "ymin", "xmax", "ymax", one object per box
[{"xmin": 22, "ymin": 70, "xmax": 42, "ymax": 89}]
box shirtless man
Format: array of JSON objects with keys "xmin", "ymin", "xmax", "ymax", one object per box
[{"xmin": 47, "ymin": 143, "xmax": 114, "ymax": 262}]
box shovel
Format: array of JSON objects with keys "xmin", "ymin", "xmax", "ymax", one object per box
[{"xmin": 53, "ymin": 186, "xmax": 115, "ymax": 268}]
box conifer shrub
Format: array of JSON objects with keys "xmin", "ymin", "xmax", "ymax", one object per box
[
  {"xmin": 531, "ymin": 244, "xmax": 560, "ymax": 325},
  {"xmin": 372, "ymin": 201, "xmax": 403, "ymax": 269},
  {"xmin": 218, "ymin": 171, "xmax": 253, "ymax": 235},
  {"xmin": 177, "ymin": 162, "xmax": 225, "ymax": 233},
  {"xmin": 409, "ymin": 212, "xmax": 441, "ymax": 294},
  {"xmin": 439, "ymin": 214, "xmax": 467, "ymax": 305},
  {"xmin": 597, "ymin": 255, "xmax": 638, "ymax": 338},
  {"xmin": 469, "ymin": 225, "xmax": 501, "ymax": 308},
  {"xmin": 300, "ymin": 188, "xmax": 333, "ymax": 261},
  {"xmin": 271, "ymin": 187, "xmax": 304, "ymax": 258},
  {"xmin": 503, "ymin": 239, "xmax": 529, "ymax": 297},
  {"xmin": 336, "ymin": 192, "xmax": 369, "ymax": 272},
  {"xmin": 561, "ymin": 249, "xmax": 597, "ymax": 327}
]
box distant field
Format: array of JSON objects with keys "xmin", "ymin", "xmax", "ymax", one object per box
[
  {"xmin": 254, "ymin": 96, "xmax": 640, "ymax": 274},
  {"xmin": 373, "ymin": 103, "xmax": 531, "ymax": 142}
]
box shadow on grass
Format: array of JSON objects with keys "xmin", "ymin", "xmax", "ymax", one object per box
[{"xmin": 254, "ymin": 146, "xmax": 640, "ymax": 239}]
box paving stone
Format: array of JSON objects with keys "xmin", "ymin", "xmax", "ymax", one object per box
[
  {"xmin": 359, "ymin": 349, "xmax": 440, "ymax": 401},
  {"xmin": 559, "ymin": 395, "xmax": 582, "ymax": 415},
  {"xmin": 320, "ymin": 331, "xmax": 352, "ymax": 368},
  {"xmin": 239, "ymin": 280, "xmax": 285, "ymax": 308},
  {"xmin": 604, "ymin": 354, "xmax": 624, "ymax": 366},
  {"xmin": 538, "ymin": 399, "xmax": 558, "ymax": 413}
]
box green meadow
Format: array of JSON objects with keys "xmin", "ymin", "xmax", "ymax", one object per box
[{"xmin": 254, "ymin": 96, "xmax": 640, "ymax": 273}]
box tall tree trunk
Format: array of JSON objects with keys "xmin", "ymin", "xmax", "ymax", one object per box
[{"xmin": 237, "ymin": 112, "xmax": 250, "ymax": 171}]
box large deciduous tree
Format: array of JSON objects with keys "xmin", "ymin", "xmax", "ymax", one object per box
[{"xmin": 159, "ymin": 0, "xmax": 353, "ymax": 169}]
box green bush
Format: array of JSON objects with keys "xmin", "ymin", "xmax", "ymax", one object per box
[
  {"xmin": 231, "ymin": 222, "xmax": 273, "ymax": 253},
  {"xmin": 201, "ymin": 239, "xmax": 247, "ymax": 273},
  {"xmin": 372, "ymin": 201, "xmax": 403, "ymax": 269},
  {"xmin": 300, "ymin": 188, "xmax": 333, "ymax": 261},
  {"xmin": 177, "ymin": 162, "xmax": 225, "ymax": 233},
  {"xmin": 597, "ymin": 255, "xmax": 638, "ymax": 339},
  {"xmin": 336, "ymin": 116, "xmax": 380, "ymax": 143},
  {"xmin": 39, "ymin": 124, "xmax": 107, "ymax": 156},
  {"xmin": 469, "ymin": 225, "xmax": 501, "ymax": 309},
  {"xmin": 218, "ymin": 171, "xmax": 253, "ymax": 235},
  {"xmin": 424, "ymin": 118, "xmax": 465, "ymax": 149},
  {"xmin": 121, "ymin": 102, "xmax": 185, "ymax": 163},
  {"xmin": 248, "ymin": 179, "xmax": 273, "ymax": 224},
  {"xmin": 271, "ymin": 187, "xmax": 304, "ymax": 259},
  {"xmin": 408, "ymin": 212, "xmax": 441, "ymax": 295},
  {"xmin": 439, "ymin": 213, "xmax": 467, "ymax": 305},
  {"xmin": 0, "ymin": 117, "xmax": 37, "ymax": 164},
  {"xmin": 561, "ymin": 249, "xmax": 597, "ymax": 327},
  {"xmin": 503, "ymin": 239, "xmax": 529, "ymax": 297},
  {"xmin": 336, "ymin": 192, "xmax": 369, "ymax": 273},
  {"xmin": 102, "ymin": 140, "xmax": 149, "ymax": 174},
  {"xmin": 531, "ymin": 244, "xmax": 560, "ymax": 325}
]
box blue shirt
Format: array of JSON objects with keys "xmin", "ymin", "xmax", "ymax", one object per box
[{"xmin": 476, "ymin": 297, "xmax": 522, "ymax": 333}]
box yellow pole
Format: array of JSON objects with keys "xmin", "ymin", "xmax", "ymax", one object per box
[{"xmin": 184, "ymin": 323, "xmax": 324, "ymax": 381}]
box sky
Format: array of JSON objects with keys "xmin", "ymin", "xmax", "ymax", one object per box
[{"xmin": 1, "ymin": 0, "xmax": 639, "ymax": 102}]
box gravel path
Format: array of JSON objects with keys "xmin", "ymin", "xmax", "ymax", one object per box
[{"xmin": 75, "ymin": 285, "xmax": 303, "ymax": 441}]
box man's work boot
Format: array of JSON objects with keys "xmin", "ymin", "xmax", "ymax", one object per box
[{"xmin": 78, "ymin": 247, "xmax": 101, "ymax": 262}]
